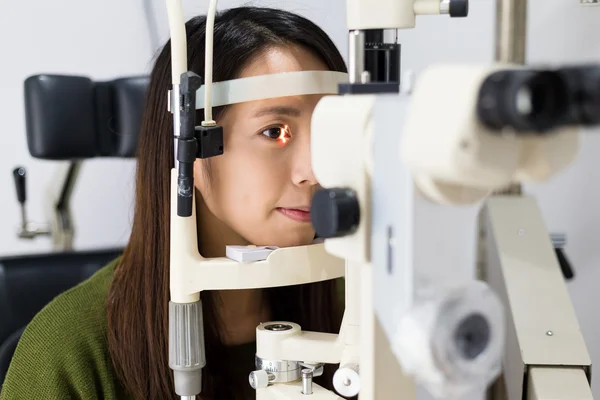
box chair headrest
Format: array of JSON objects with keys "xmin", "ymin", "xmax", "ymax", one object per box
[{"xmin": 24, "ymin": 74, "xmax": 149, "ymax": 160}]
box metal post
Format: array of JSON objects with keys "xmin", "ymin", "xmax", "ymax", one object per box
[
  {"xmin": 494, "ymin": 0, "xmax": 528, "ymax": 195},
  {"xmin": 495, "ymin": 0, "xmax": 528, "ymax": 65},
  {"xmin": 480, "ymin": 0, "xmax": 528, "ymax": 274},
  {"xmin": 348, "ymin": 30, "xmax": 365, "ymax": 84},
  {"xmin": 483, "ymin": 2, "xmax": 528, "ymax": 398}
]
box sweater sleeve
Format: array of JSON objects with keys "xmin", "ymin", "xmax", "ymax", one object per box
[{"xmin": 0, "ymin": 260, "xmax": 127, "ymax": 400}]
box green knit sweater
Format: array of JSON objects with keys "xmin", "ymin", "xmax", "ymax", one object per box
[
  {"xmin": 0, "ymin": 258, "xmax": 345, "ymax": 399},
  {"xmin": 0, "ymin": 258, "xmax": 130, "ymax": 400}
]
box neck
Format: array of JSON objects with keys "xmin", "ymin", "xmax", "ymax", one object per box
[{"xmin": 195, "ymin": 193, "xmax": 271, "ymax": 346}]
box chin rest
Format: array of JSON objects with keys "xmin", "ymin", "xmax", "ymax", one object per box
[{"xmin": 24, "ymin": 74, "xmax": 149, "ymax": 160}]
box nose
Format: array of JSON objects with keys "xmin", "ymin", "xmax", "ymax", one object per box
[{"xmin": 291, "ymin": 127, "xmax": 318, "ymax": 187}]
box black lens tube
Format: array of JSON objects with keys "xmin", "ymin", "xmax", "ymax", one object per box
[
  {"xmin": 558, "ymin": 65, "xmax": 600, "ymax": 126},
  {"xmin": 477, "ymin": 69, "xmax": 570, "ymax": 133}
]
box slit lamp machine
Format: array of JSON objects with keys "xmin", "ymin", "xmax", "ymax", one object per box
[{"xmin": 166, "ymin": 0, "xmax": 599, "ymax": 399}]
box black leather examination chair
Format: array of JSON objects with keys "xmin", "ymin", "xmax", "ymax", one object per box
[
  {"xmin": 0, "ymin": 249, "xmax": 122, "ymax": 385},
  {"xmin": 0, "ymin": 73, "xmax": 149, "ymax": 389}
]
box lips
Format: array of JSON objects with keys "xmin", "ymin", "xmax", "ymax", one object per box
[{"xmin": 277, "ymin": 207, "xmax": 312, "ymax": 223}]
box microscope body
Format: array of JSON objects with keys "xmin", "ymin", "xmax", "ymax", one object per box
[
  {"xmin": 165, "ymin": 0, "xmax": 596, "ymax": 398},
  {"xmin": 312, "ymin": 58, "xmax": 597, "ymax": 399}
]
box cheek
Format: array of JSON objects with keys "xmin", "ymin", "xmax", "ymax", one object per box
[
  {"xmin": 201, "ymin": 152, "xmax": 288, "ymax": 219},
  {"xmin": 222, "ymin": 154, "xmax": 286, "ymax": 212}
]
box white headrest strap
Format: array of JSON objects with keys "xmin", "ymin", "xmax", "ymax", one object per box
[{"xmin": 195, "ymin": 70, "xmax": 348, "ymax": 109}]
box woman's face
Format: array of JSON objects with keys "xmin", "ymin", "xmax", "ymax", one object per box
[{"xmin": 194, "ymin": 45, "xmax": 329, "ymax": 248}]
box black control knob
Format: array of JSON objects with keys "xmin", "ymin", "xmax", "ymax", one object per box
[
  {"xmin": 311, "ymin": 188, "xmax": 360, "ymax": 239},
  {"xmin": 13, "ymin": 166, "xmax": 27, "ymax": 204},
  {"xmin": 450, "ymin": 0, "xmax": 469, "ymax": 17}
]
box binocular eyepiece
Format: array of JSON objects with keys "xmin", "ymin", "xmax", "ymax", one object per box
[{"xmin": 477, "ymin": 65, "xmax": 600, "ymax": 133}]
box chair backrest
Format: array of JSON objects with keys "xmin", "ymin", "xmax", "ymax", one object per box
[
  {"xmin": 0, "ymin": 248, "xmax": 122, "ymax": 388},
  {"xmin": 0, "ymin": 327, "xmax": 25, "ymax": 388},
  {"xmin": 24, "ymin": 74, "xmax": 149, "ymax": 160}
]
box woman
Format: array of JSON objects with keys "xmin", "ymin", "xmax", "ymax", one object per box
[{"xmin": 0, "ymin": 6, "xmax": 347, "ymax": 400}]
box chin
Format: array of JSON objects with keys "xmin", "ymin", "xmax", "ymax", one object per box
[{"xmin": 254, "ymin": 230, "xmax": 315, "ymax": 248}]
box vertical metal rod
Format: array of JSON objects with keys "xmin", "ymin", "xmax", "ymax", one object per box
[
  {"xmin": 302, "ymin": 369, "xmax": 313, "ymax": 395},
  {"xmin": 494, "ymin": 0, "xmax": 527, "ymax": 195},
  {"xmin": 484, "ymin": 4, "xmax": 528, "ymax": 399},
  {"xmin": 348, "ymin": 30, "xmax": 365, "ymax": 84},
  {"xmin": 495, "ymin": 0, "xmax": 528, "ymax": 64},
  {"xmin": 20, "ymin": 206, "xmax": 27, "ymax": 230}
]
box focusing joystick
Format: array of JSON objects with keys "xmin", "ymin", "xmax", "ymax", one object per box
[
  {"xmin": 13, "ymin": 167, "xmax": 26, "ymax": 205},
  {"xmin": 12, "ymin": 166, "xmax": 51, "ymax": 240},
  {"xmin": 311, "ymin": 188, "xmax": 360, "ymax": 239}
]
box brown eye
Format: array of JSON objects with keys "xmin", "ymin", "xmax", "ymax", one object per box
[
  {"xmin": 262, "ymin": 127, "xmax": 282, "ymax": 139},
  {"xmin": 261, "ymin": 125, "xmax": 291, "ymax": 144}
]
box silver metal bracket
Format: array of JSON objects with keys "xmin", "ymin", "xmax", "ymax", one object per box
[{"xmin": 14, "ymin": 161, "xmax": 80, "ymax": 251}]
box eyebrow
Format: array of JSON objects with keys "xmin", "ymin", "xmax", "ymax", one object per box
[{"xmin": 252, "ymin": 106, "xmax": 302, "ymax": 118}]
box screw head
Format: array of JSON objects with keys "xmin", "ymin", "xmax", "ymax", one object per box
[
  {"xmin": 546, "ymin": 330, "xmax": 554, "ymax": 336},
  {"xmin": 264, "ymin": 323, "xmax": 292, "ymax": 332}
]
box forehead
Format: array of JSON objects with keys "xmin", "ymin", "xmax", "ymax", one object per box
[
  {"xmin": 226, "ymin": 45, "xmax": 330, "ymax": 115},
  {"xmin": 240, "ymin": 45, "xmax": 329, "ymax": 78}
]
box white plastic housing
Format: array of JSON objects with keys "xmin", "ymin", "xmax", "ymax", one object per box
[
  {"xmin": 347, "ymin": 0, "xmax": 416, "ymax": 29},
  {"xmin": 168, "ymin": 169, "xmax": 345, "ymax": 303},
  {"xmin": 166, "ymin": 0, "xmax": 186, "ymax": 84},
  {"xmin": 413, "ymin": 0, "xmax": 443, "ymax": 15},
  {"xmin": 333, "ymin": 365, "xmax": 361, "ymax": 397},
  {"xmin": 256, "ymin": 383, "xmax": 342, "ymax": 400},
  {"xmin": 400, "ymin": 64, "xmax": 580, "ymax": 205},
  {"xmin": 311, "ymin": 95, "xmax": 376, "ymax": 264},
  {"xmin": 346, "ymin": 0, "xmax": 444, "ymax": 30},
  {"xmin": 338, "ymin": 261, "xmax": 362, "ymax": 368},
  {"xmin": 255, "ymin": 322, "xmax": 344, "ymax": 365},
  {"xmin": 249, "ymin": 370, "xmax": 270, "ymax": 389}
]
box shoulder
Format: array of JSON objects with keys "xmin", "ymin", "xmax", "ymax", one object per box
[
  {"xmin": 1, "ymin": 258, "xmax": 126, "ymax": 399},
  {"xmin": 21, "ymin": 256, "xmax": 118, "ymax": 345}
]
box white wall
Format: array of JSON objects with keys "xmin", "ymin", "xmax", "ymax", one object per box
[
  {"xmin": 2, "ymin": 0, "xmax": 600, "ymax": 396},
  {"xmin": 0, "ymin": 1, "xmax": 153, "ymax": 256}
]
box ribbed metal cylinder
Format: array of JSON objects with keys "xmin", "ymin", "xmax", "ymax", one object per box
[{"xmin": 169, "ymin": 301, "xmax": 206, "ymax": 369}]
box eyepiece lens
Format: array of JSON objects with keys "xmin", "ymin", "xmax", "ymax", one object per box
[{"xmin": 477, "ymin": 70, "xmax": 570, "ymax": 133}]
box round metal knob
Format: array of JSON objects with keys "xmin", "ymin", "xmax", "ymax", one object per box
[
  {"xmin": 249, "ymin": 370, "xmax": 269, "ymax": 390},
  {"xmin": 311, "ymin": 188, "xmax": 360, "ymax": 239},
  {"xmin": 450, "ymin": 0, "xmax": 469, "ymax": 17}
]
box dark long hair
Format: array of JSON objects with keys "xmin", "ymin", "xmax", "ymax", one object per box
[{"xmin": 106, "ymin": 7, "xmax": 347, "ymax": 400}]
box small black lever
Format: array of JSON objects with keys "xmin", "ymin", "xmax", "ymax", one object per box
[
  {"xmin": 551, "ymin": 233, "xmax": 575, "ymax": 281},
  {"xmin": 555, "ymin": 248, "xmax": 575, "ymax": 281},
  {"xmin": 13, "ymin": 166, "xmax": 27, "ymax": 204}
]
